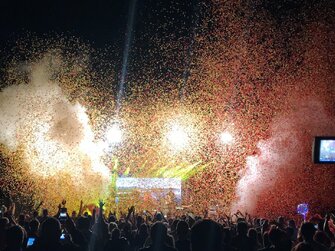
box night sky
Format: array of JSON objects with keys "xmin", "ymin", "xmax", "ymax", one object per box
[{"xmin": 0, "ymin": 0, "xmax": 197, "ymax": 47}]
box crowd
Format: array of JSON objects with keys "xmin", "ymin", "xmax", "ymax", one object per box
[{"xmin": 1, "ymin": 200, "xmax": 335, "ymax": 251}]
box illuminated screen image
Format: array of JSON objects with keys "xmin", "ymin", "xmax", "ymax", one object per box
[
  {"xmin": 26, "ymin": 237, "xmax": 36, "ymax": 247},
  {"xmin": 116, "ymin": 178, "xmax": 182, "ymax": 201},
  {"xmin": 319, "ymin": 140, "xmax": 335, "ymax": 162}
]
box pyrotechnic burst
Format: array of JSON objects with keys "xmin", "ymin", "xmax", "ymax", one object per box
[{"xmin": 0, "ymin": 51, "xmax": 113, "ymax": 211}]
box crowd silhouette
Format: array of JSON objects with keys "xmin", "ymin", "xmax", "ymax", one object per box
[{"xmin": 1, "ymin": 199, "xmax": 335, "ymax": 251}]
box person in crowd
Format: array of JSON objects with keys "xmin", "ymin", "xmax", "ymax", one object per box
[
  {"xmin": 140, "ymin": 222, "xmax": 177, "ymax": 251},
  {"xmin": 27, "ymin": 219, "xmax": 39, "ymax": 238},
  {"xmin": 296, "ymin": 222, "xmax": 329, "ymax": 251},
  {"xmin": 266, "ymin": 226, "xmax": 291, "ymax": 251},
  {"xmin": 133, "ymin": 223, "xmax": 149, "ymax": 251},
  {"xmin": 248, "ymin": 228, "xmax": 261, "ymax": 251},
  {"xmin": 175, "ymin": 220, "xmax": 191, "ymax": 251},
  {"xmin": 262, "ymin": 231, "xmax": 271, "ymax": 250},
  {"xmin": 38, "ymin": 209, "xmax": 48, "ymax": 224},
  {"xmin": 4, "ymin": 225, "xmax": 25, "ymax": 251},
  {"xmin": 231, "ymin": 221, "xmax": 253, "ymax": 251},
  {"xmin": 170, "ymin": 219, "xmax": 180, "ymax": 241},
  {"xmin": 277, "ymin": 217, "xmax": 285, "ymax": 230},
  {"xmin": 314, "ymin": 231, "xmax": 331, "ymax": 248},
  {"xmin": 191, "ymin": 219, "xmax": 222, "ymax": 251},
  {"xmin": 76, "ymin": 216, "xmax": 92, "ymax": 244},
  {"xmin": 104, "ymin": 228, "xmax": 129, "ymax": 251},
  {"xmin": 222, "ymin": 227, "xmax": 236, "ymax": 251},
  {"xmin": 17, "ymin": 214, "xmax": 29, "ymax": 233},
  {"xmin": 64, "ymin": 217, "xmax": 87, "ymax": 251},
  {"xmin": 108, "ymin": 222, "xmax": 118, "ymax": 236},
  {"xmin": 288, "ymin": 219, "xmax": 298, "ymax": 242},
  {"xmin": 0, "ymin": 217, "xmax": 10, "ymax": 251}
]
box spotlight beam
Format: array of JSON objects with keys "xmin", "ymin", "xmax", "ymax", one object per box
[{"xmin": 116, "ymin": 0, "xmax": 138, "ymax": 112}]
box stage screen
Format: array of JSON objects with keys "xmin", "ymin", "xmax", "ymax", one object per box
[{"xmin": 116, "ymin": 178, "xmax": 182, "ymax": 201}]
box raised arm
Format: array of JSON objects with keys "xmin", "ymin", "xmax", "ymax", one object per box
[{"xmin": 78, "ymin": 200, "xmax": 83, "ymax": 216}]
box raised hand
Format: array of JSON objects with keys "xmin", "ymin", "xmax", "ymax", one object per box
[
  {"xmin": 128, "ymin": 205, "xmax": 135, "ymax": 214},
  {"xmin": 99, "ymin": 200, "xmax": 105, "ymax": 209}
]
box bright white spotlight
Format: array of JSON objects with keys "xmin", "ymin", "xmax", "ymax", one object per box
[
  {"xmin": 167, "ymin": 124, "xmax": 189, "ymax": 150},
  {"xmin": 220, "ymin": 131, "xmax": 234, "ymax": 144},
  {"xmin": 106, "ymin": 123, "xmax": 123, "ymax": 145}
]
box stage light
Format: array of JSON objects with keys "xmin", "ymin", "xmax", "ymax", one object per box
[
  {"xmin": 220, "ymin": 131, "xmax": 234, "ymax": 144},
  {"xmin": 106, "ymin": 123, "xmax": 123, "ymax": 145},
  {"xmin": 167, "ymin": 124, "xmax": 189, "ymax": 150}
]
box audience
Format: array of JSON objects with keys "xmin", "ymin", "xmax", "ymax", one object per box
[{"xmin": 0, "ymin": 200, "xmax": 334, "ymax": 251}]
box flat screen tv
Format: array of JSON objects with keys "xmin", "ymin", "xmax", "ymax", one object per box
[{"xmin": 313, "ymin": 137, "xmax": 335, "ymax": 164}]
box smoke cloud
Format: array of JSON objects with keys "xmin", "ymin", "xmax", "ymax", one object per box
[
  {"xmin": 232, "ymin": 99, "xmax": 335, "ymax": 215},
  {"xmin": 0, "ymin": 54, "xmax": 110, "ymax": 180}
]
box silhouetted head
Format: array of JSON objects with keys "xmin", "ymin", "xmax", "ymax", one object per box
[
  {"xmin": 136, "ymin": 215, "xmax": 144, "ymax": 227},
  {"xmin": 268, "ymin": 227, "xmax": 283, "ymax": 247},
  {"xmin": 29, "ymin": 219, "xmax": 40, "ymax": 233},
  {"xmin": 0, "ymin": 217, "xmax": 9, "ymax": 229},
  {"xmin": 76, "ymin": 216, "xmax": 90, "ymax": 231},
  {"xmin": 39, "ymin": 217, "xmax": 61, "ymax": 243},
  {"xmin": 300, "ymin": 222, "xmax": 316, "ymax": 241},
  {"xmin": 237, "ymin": 221, "xmax": 248, "ymax": 236},
  {"xmin": 155, "ymin": 212, "xmax": 163, "ymax": 222},
  {"xmin": 314, "ymin": 230, "xmax": 331, "ymax": 247},
  {"xmin": 277, "ymin": 216, "xmax": 285, "ymax": 227},
  {"xmin": 248, "ymin": 228, "xmax": 258, "ymax": 242},
  {"xmin": 191, "ymin": 219, "xmax": 222, "ymax": 251},
  {"xmin": 109, "ymin": 222, "xmax": 118, "ymax": 234},
  {"xmin": 6, "ymin": 225, "xmax": 24, "ymax": 248},
  {"xmin": 111, "ymin": 228, "xmax": 120, "ymax": 240},
  {"xmin": 177, "ymin": 220, "xmax": 189, "ymax": 240},
  {"xmin": 288, "ymin": 219, "xmax": 296, "ymax": 228},
  {"xmin": 150, "ymin": 222, "xmax": 168, "ymax": 244}
]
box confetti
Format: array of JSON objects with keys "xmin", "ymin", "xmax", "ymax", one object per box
[{"xmin": 0, "ymin": 1, "xmax": 335, "ymax": 216}]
